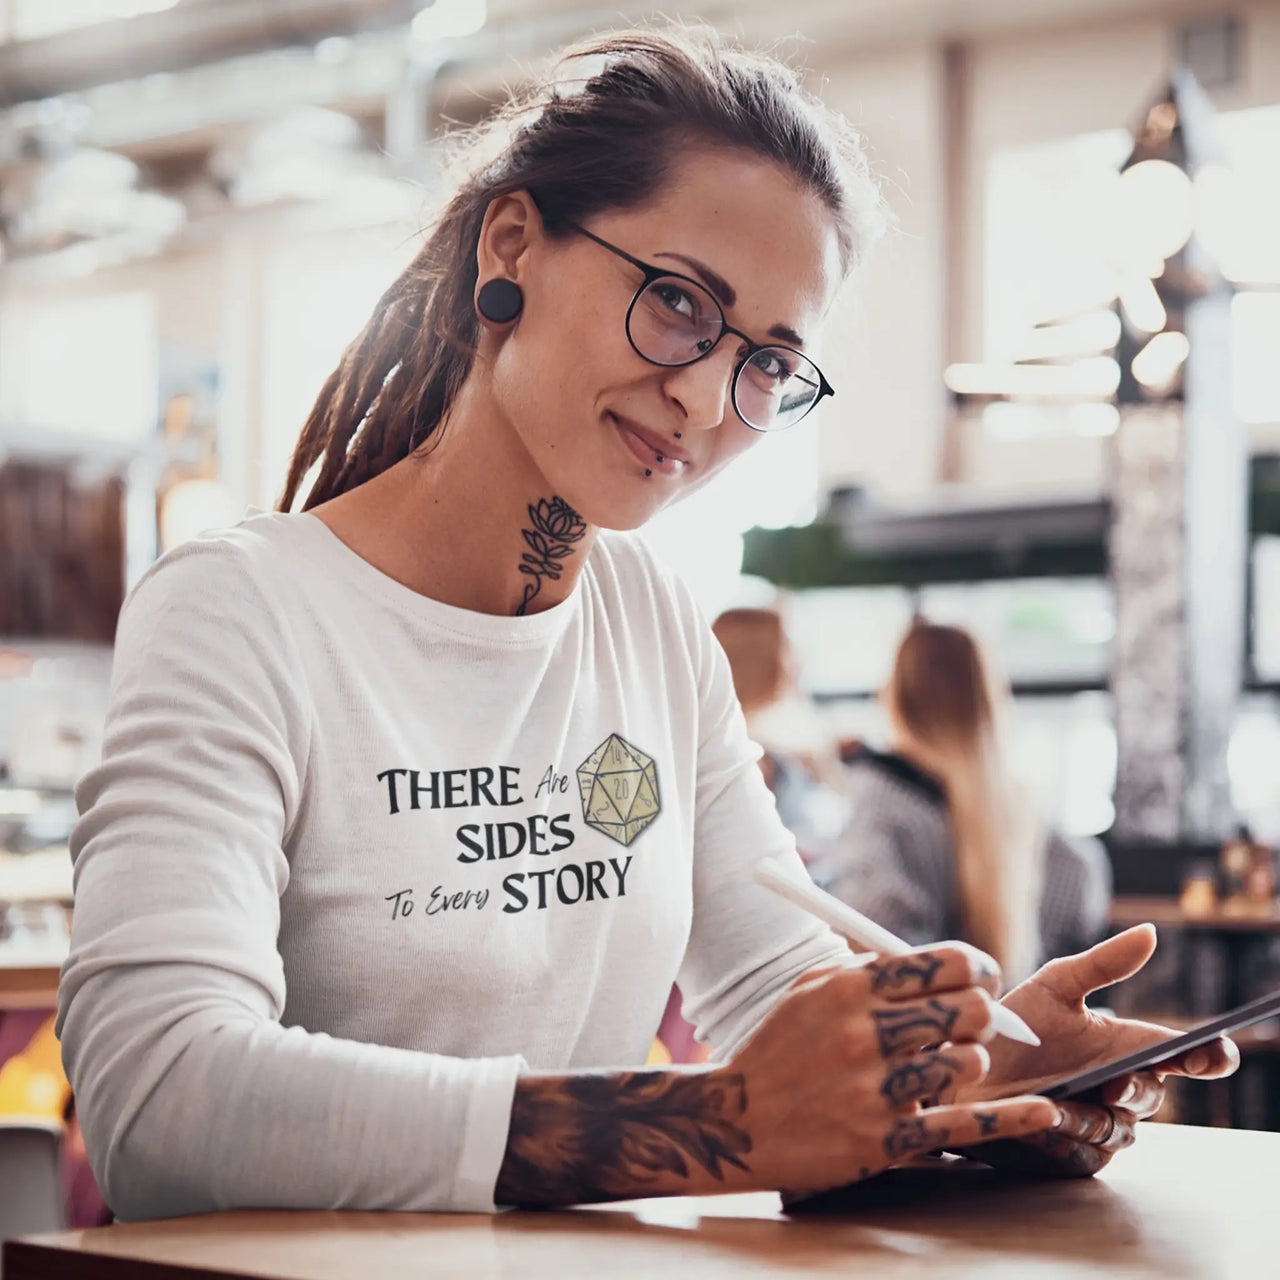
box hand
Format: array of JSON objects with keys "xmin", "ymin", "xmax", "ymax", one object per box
[
  {"xmin": 953, "ymin": 925, "xmax": 1239, "ymax": 1177},
  {"xmin": 725, "ymin": 944, "xmax": 1062, "ymax": 1198}
]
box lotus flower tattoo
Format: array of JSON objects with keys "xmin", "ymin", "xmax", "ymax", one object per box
[{"xmin": 517, "ymin": 497, "xmax": 587, "ymax": 615}]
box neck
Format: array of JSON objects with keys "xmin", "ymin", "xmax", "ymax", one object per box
[{"xmin": 310, "ymin": 379, "xmax": 598, "ymax": 618}]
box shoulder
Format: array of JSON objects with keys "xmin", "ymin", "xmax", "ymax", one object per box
[
  {"xmin": 121, "ymin": 509, "xmax": 304, "ymax": 643},
  {"xmin": 1045, "ymin": 829, "xmax": 1113, "ymax": 887},
  {"xmin": 591, "ymin": 530, "xmax": 706, "ymax": 642},
  {"xmin": 843, "ymin": 748, "xmax": 948, "ymax": 815}
]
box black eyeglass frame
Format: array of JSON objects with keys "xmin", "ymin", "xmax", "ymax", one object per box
[{"xmin": 566, "ymin": 221, "xmax": 834, "ymax": 432}]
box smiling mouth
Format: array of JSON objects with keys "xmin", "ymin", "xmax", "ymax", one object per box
[{"xmin": 607, "ymin": 413, "xmax": 689, "ymax": 478}]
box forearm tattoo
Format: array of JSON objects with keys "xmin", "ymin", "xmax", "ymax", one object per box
[
  {"xmin": 494, "ymin": 1070, "xmax": 753, "ymax": 1206},
  {"xmin": 884, "ymin": 1117, "xmax": 952, "ymax": 1161},
  {"xmin": 869, "ymin": 953, "xmax": 944, "ymax": 996},
  {"xmin": 880, "ymin": 1053, "xmax": 961, "ymax": 1108},
  {"xmin": 516, "ymin": 497, "xmax": 587, "ymax": 615},
  {"xmin": 872, "ymin": 999, "xmax": 961, "ymax": 1058}
]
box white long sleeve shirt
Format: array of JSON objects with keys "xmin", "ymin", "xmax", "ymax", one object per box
[{"xmin": 56, "ymin": 509, "xmax": 844, "ymax": 1220}]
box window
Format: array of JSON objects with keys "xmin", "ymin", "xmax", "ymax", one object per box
[
  {"xmin": 258, "ymin": 232, "xmax": 414, "ymax": 510},
  {"xmin": 985, "ymin": 104, "xmax": 1280, "ymax": 428},
  {"xmin": 0, "ymin": 291, "xmax": 157, "ymax": 441}
]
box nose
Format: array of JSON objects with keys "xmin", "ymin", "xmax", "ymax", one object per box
[{"xmin": 660, "ymin": 344, "xmax": 737, "ymax": 432}]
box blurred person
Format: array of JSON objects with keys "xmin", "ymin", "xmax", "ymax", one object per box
[
  {"xmin": 57, "ymin": 27, "xmax": 1231, "ymax": 1223},
  {"xmin": 711, "ymin": 606, "xmax": 846, "ymax": 855},
  {"xmin": 821, "ymin": 622, "xmax": 1112, "ymax": 984}
]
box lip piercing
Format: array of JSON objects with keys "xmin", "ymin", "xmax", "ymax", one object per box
[
  {"xmin": 645, "ymin": 469, "xmax": 653, "ymax": 477},
  {"xmin": 674, "ymin": 432, "xmax": 682, "ymax": 439},
  {"xmin": 656, "ymin": 455, "xmax": 664, "ymax": 463}
]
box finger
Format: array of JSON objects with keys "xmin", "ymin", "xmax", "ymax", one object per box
[
  {"xmin": 1015, "ymin": 1129, "xmax": 1109, "ymax": 1176},
  {"xmin": 863, "ymin": 944, "xmax": 1002, "ymax": 1001},
  {"xmin": 1157, "ymin": 1036, "xmax": 1241, "ymax": 1081},
  {"xmin": 1100, "ymin": 1072, "xmax": 1165, "ymax": 1120},
  {"xmin": 1034, "ymin": 925, "xmax": 1157, "ymax": 1006},
  {"xmin": 1052, "ymin": 1101, "xmax": 1135, "ymax": 1153},
  {"xmin": 878, "ymin": 1044, "xmax": 990, "ymax": 1110},
  {"xmin": 870, "ymin": 988, "xmax": 999, "ymax": 1059},
  {"xmin": 900, "ymin": 1096, "xmax": 1059, "ymax": 1158}
]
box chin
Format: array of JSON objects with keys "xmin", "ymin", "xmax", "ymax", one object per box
[
  {"xmin": 551, "ymin": 471, "xmax": 677, "ymax": 534},
  {"xmin": 570, "ymin": 489, "xmax": 663, "ymax": 533}
]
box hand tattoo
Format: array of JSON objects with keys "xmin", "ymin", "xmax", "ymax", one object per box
[
  {"xmin": 975, "ymin": 1110, "xmax": 999, "ymax": 1137},
  {"xmin": 974, "ymin": 954, "xmax": 1001, "ymax": 990},
  {"xmin": 884, "ymin": 1117, "xmax": 951, "ymax": 1160},
  {"xmin": 869, "ymin": 953, "xmax": 944, "ymax": 997},
  {"xmin": 872, "ymin": 999, "xmax": 961, "ymax": 1058},
  {"xmin": 495, "ymin": 1070, "xmax": 752, "ymax": 1206},
  {"xmin": 516, "ymin": 497, "xmax": 587, "ymax": 615},
  {"xmin": 880, "ymin": 1054, "xmax": 960, "ymax": 1108}
]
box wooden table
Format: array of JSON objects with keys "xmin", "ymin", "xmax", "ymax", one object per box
[
  {"xmin": 1111, "ymin": 896, "xmax": 1280, "ymax": 931},
  {"xmin": 5, "ymin": 1124, "xmax": 1277, "ymax": 1279}
]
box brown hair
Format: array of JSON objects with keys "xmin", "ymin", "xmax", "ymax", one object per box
[
  {"xmin": 712, "ymin": 607, "xmax": 791, "ymax": 716},
  {"xmin": 886, "ymin": 622, "xmax": 1044, "ymax": 981},
  {"xmin": 276, "ymin": 25, "xmax": 884, "ymax": 513}
]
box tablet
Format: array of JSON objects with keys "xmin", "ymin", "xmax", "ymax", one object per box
[{"xmin": 1035, "ymin": 988, "xmax": 1280, "ymax": 1100}]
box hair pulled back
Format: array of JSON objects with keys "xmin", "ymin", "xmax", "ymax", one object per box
[
  {"xmin": 277, "ymin": 25, "xmax": 884, "ymax": 513},
  {"xmin": 887, "ymin": 622, "xmax": 1046, "ymax": 982}
]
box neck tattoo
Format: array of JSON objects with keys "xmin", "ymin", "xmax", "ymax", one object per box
[{"xmin": 516, "ymin": 497, "xmax": 588, "ymax": 616}]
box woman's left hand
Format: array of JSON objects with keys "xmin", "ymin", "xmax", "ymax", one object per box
[{"xmin": 951, "ymin": 924, "xmax": 1240, "ymax": 1176}]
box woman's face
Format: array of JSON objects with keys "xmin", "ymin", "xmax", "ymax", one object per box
[{"xmin": 480, "ymin": 146, "xmax": 845, "ymax": 530}]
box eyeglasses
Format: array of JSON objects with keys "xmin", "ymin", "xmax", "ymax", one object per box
[{"xmin": 567, "ymin": 222, "xmax": 833, "ymax": 432}]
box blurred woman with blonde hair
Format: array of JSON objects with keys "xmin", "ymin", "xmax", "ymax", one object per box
[{"xmin": 823, "ymin": 621, "xmax": 1111, "ymax": 985}]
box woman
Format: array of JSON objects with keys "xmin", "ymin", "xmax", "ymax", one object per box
[
  {"xmin": 821, "ymin": 622, "xmax": 1111, "ymax": 985},
  {"xmin": 56, "ymin": 29, "xmax": 1233, "ymax": 1220},
  {"xmin": 711, "ymin": 606, "xmax": 845, "ymax": 852}
]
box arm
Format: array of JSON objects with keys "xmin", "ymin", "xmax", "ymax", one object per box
[
  {"xmin": 57, "ymin": 542, "xmax": 521, "ymax": 1220},
  {"xmin": 668, "ymin": 586, "xmax": 850, "ymax": 1060},
  {"xmin": 494, "ymin": 949, "xmax": 1062, "ymax": 1206},
  {"xmin": 495, "ymin": 1067, "xmax": 753, "ymax": 1204}
]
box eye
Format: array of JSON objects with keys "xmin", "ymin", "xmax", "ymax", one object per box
[
  {"xmin": 651, "ymin": 282, "xmax": 699, "ymax": 320},
  {"xmin": 751, "ymin": 349, "xmax": 799, "ymax": 383}
]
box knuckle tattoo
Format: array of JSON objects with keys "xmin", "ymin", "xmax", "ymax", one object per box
[
  {"xmin": 879, "ymin": 1053, "xmax": 961, "ymax": 1107},
  {"xmin": 871, "ymin": 999, "xmax": 961, "ymax": 1057},
  {"xmin": 974, "ymin": 1109, "xmax": 1000, "ymax": 1137},
  {"xmin": 883, "ymin": 1116, "xmax": 951, "ymax": 1160},
  {"xmin": 869, "ymin": 953, "xmax": 945, "ymax": 996}
]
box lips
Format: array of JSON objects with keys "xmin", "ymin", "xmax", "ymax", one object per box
[{"xmin": 608, "ymin": 412, "xmax": 690, "ymax": 477}]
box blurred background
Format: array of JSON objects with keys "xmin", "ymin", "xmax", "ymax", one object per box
[{"xmin": 2, "ymin": 0, "xmax": 1280, "ymax": 1225}]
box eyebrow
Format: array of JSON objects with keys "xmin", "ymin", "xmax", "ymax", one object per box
[{"xmin": 653, "ymin": 251, "xmax": 806, "ymax": 348}]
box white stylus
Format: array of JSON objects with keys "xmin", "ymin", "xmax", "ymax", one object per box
[{"xmin": 754, "ymin": 857, "xmax": 1041, "ymax": 1047}]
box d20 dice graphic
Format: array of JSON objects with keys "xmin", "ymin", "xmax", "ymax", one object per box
[{"xmin": 577, "ymin": 733, "xmax": 661, "ymax": 847}]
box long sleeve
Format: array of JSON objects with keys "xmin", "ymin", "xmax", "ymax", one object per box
[
  {"xmin": 56, "ymin": 542, "xmax": 522, "ymax": 1221},
  {"xmin": 673, "ymin": 598, "xmax": 848, "ymax": 1061}
]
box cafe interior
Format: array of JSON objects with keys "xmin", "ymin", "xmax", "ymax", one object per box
[{"xmin": 2, "ymin": 0, "xmax": 1280, "ymax": 1272}]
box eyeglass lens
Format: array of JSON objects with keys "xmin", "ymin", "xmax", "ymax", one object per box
[{"xmin": 626, "ymin": 275, "xmax": 822, "ymax": 430}]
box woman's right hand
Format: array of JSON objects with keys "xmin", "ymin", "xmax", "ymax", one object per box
[{"xmin": 719, "ymin": 943, "xmax": 1063, "ymax": 1198}]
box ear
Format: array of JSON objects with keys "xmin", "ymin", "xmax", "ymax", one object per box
[{"xmin": 475, "ymin": 191, "xmax": 543, "ymax": 285}]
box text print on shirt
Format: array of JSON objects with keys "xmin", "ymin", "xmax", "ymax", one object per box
[{"xmin": 376, "ymin": 733, "xmax": 662, "ymax": 920}]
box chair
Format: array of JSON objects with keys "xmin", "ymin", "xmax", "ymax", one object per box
[{"xmin": 0, "ymin": 1118, "xmax": 65, "ymax": 1276}]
